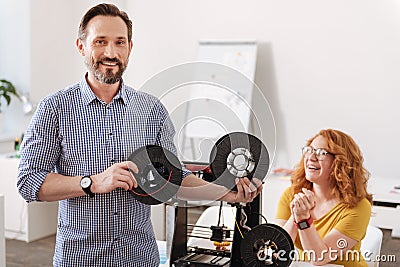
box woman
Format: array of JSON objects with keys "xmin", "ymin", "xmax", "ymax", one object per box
[{"xmin": 276, "ymin": 129, "xmax": 372, "ymax": 266}]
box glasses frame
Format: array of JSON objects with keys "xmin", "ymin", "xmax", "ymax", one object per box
[{"xmin": 301, "ymin": 146, "xmax": 333, "ymax": 161}]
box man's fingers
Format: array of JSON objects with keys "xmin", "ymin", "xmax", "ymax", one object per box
[
  {"xmin": 127, "ymin": 171, "xmax": 138, "ymax": 189},
  {"xmin": 235, "ymin": 178, "xmax": 252, "ymax": 202},
  {"xmin": 252, "ymin": 178, "xmax": 264, "ymax": 194},
  {"xmin": 243, "ymin": 177, "xmax": 262, "ymax": 193},
  {"xmin": 239, "ymin": 178, "xmax": 251, "ymax": 199},
  {"xmin": 124, "ymin": 161, "xmax": 139, "ymax": 174},
  {"xmin": 129, "ymin": 173, "xmax": 138, "ymax": 189},
  {"xmin": 116, "ymin": 180, "xmax": 130, "ymax": 191},
  {"xmin": 231, "ymin": 178, "xmax": 263, "ymax": 203},
  {"xmin": 251, "ymin": 178, "xmax": 263, "ymax": 187},
  {"xmin": 121, "ymin": 161, "xmax": 138, "ymax": 189},
  {"xmin": 125, "ymin": 161, "xmax": 138, "ymax": 188},
  {"xmin": 118, "ymin": 169, "xmax": 137, "ymax": 189},
  {"xmin": 241, "ymin": 177, "xmax": 251, "ymax": 186},
  {"xmin": 242, "ymin": 178, "xmax": 258, "ymax": 200},
  {"xmin": 234, "ymin": 178, "xmax": 243, "ymax": 202},
  {"xmin": 249, "ymin": 182, "xmax": 257, "ymax": 193}
]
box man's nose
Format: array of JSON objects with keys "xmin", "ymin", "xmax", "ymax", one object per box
[{"xmin": 104, "ymin": 44, "xmax": 117, "ymax": 57}]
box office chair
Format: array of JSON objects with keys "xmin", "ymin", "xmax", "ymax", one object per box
[{"xmin": 361, "ymin": 225, "xmax": 383, "ymax": 267}]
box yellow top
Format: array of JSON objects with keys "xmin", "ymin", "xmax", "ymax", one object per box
[{"xmin": 276, "ymin": 187, "xmax": 371, "ymax": 267}]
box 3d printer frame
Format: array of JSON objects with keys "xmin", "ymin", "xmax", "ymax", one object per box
[{"xmin": 170, "ymin": 194, "xmax": 262, "ymax": 267}]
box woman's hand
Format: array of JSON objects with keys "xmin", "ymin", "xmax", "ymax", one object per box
[{"xmin": 290, "ymin": 188, "xmax": 315, "ymax": 221}]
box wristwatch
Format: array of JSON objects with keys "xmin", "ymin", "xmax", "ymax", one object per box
[
  {"xmin": 294, "ymin": 216, "xmax": 313, "ymax": 230},
  {"xmin": 80, "ymin": 175, "xmax": 95, "ymax": 198}
]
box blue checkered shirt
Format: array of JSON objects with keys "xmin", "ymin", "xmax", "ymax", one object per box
[{"xmin": 17, "ymin": 76, "xmax": 184, "ymax": 266}]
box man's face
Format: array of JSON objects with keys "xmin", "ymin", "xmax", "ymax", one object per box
[{"xmin": 78, "ymin": 15, "xmax": 132, "ymax": 84}]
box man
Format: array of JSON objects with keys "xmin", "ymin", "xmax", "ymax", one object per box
[{"xmin": 17, "ymin": 3, "xmax": 261, "ymax": 266}]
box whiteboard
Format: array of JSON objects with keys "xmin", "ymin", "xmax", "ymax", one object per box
[
  {"xmin": 184, "ymin": 40, "xmax": 258, "ymax": 139},
  {"xmin": 197, "ymin": 40, "xmax": 257, "ymax": 80}
]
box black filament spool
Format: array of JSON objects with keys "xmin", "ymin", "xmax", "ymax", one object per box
[
  {"xmin": 241, "ymin": 224, "xmax": 294, "ymax": 267},
  {"xmin": 128, "ymin": 145, "xmax": 182, "ymax": 205},
  {"xmin": 209, "ymin": 132, "xmax": 270, "ymax": 191}
]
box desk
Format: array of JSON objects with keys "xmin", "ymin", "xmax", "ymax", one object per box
[
  {"xmin": 368, "ymin": 176, "xmax": 400, "ymax": 205},
  {"xmin": 368, "ymin": 176, "xmax": 400, "ymax": 237}
]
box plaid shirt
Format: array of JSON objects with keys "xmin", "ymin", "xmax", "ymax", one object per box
[{"xmin": 17, "ymin": 76, "xmax": 182, "ymax": 266}]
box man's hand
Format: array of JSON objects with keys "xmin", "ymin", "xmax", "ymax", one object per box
[
  {"xmin": 91, "ymin": 161, "xmax": 138, "ymax": 194},
  {"xmin": 223, "ymin": 177, "xmax": 263, "ymax": 203}
]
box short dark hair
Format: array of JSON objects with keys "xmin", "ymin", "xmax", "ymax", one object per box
[{"xmin": 78, "ymin": 3, "xmax": 133, "ymax": 41}]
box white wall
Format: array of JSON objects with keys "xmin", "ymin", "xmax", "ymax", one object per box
[
  {"xmin": 2, "ymin": 0, "xmax": 400, "ymax": 180},
  {"xmin": 0, "ymin": 0, "xmax": 31, "ymax": 142},
  {"xmin": 29, "ymin": 0, "xmax": 127, "ymax": 102},
  {"xmin": 125, "ymin": 0, "xmax": 400, "ymax": 180},
  {"xmin": 0, "ymin": 0, "xmax": 30, "ymax": 92}
]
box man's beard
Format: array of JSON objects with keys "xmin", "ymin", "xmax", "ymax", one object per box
[{"xmin": 86, "ymin": 56, "xmax": 128, "ymax": 85}]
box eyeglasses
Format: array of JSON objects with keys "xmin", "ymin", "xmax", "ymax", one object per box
[{"xmin": 301, "ymin": 146, "xmax": 333, "ymax": 161}]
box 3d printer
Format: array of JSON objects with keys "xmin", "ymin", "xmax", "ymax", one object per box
[
  {"xmin": 170, "ymin": 164, "xmax": 294, "ymax": 267},
  {"xmin": 170, "ymin": 133, "xmax": 294, "ymax": 267}
]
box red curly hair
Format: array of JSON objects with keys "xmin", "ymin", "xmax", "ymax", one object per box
[{"xmin": 291, "ymin": 129, "xmax": 372, "ymax": 208}]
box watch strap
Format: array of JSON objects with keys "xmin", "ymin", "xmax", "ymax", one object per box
[
  {"xmin": 81, "ymin": 175, "xmax": 95, "ymax": 198},
  {"xmin": 294, "ymin": 216, "xmax": 313, "ymax": 230}
]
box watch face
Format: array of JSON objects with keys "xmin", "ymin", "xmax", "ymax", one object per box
[
  {"xmin": 299, "ymin": 221, "xmax": 309, "ymax": 229},
  {"xmin": 81, "ymin": 177, "xmax": 91, "ymax": 188}
]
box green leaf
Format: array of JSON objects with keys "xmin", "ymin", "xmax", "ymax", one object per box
[
  {"xmin": 3, "ymin": 94, "xmax": 11, "ymax": 105},
  {"xmin": 0, "ymin": 79, "xmax": 21, "ymax": 111}
]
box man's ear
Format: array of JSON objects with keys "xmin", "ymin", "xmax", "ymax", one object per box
[
  {"xmin": 128, "ymin": 40, "xmax": 134, "ymax": 57},
  {"xmin": 76, "ymin": 38, "xmax": 85, "ymax": 56}
]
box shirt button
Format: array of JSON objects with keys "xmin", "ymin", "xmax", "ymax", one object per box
[
  {"xmin": 110, "ymin": 159, "xmax": 115, "ymax": 163},
  {"xmin": 114, "ymin": 237, "xmax": 118, "ymax": 241},
  {"xmin": 113, "ymin": 212, "xmax": 118, "ymax": 215},
  {"xmin": 108, "ymin": 132, "xmax": 113, "ymax": 136}
]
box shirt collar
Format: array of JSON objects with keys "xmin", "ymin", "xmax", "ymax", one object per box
[{"xmin": 79, "ymin": 74, "xmax": 129, "ymax": 106}]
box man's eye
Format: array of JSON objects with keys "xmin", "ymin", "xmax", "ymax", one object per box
[{"xmin": 95, "ymin": 40, "xmax": 105, "ymax": 45}]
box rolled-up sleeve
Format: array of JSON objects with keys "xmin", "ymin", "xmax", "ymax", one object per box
[{"xmin": 17, "ymin": 98, "xmax": 61, "ymax": 202}]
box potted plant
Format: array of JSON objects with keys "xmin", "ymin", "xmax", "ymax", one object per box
[{"xmin": 0, "ymin": 79, "xmax": 20, "ymax": 112}]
